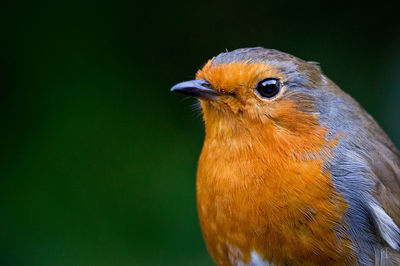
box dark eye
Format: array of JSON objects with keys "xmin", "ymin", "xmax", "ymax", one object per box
[{"xmin": 255, "ymin": 78, "xmax": 281, "ymax": 98}]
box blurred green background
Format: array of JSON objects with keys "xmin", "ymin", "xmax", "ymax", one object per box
[{"xmin": 0, "ymin": 1, "xmax": 399, "ymax": 265}]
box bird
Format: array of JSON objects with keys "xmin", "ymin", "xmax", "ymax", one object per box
[{"xmin": 170, "ymin": 47, "xmax": 400, "ymax": 265}]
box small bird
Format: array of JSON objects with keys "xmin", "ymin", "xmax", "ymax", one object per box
[{"xmin": 171, "ymin": 47, "xmax": 400, "ymax": 265}]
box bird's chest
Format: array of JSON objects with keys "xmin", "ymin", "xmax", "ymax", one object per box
[{"xmin": 196, "ymin": 144, "xmax": 355, "ymax": 265}]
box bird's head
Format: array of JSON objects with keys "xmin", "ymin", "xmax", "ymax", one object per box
[{"xmin": 172, "ymin": 47, "xmax": 344, "ymax": 153}]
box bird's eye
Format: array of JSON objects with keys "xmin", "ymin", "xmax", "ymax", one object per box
[{"xmin": 255, "ymin": 78, "xmax": 281, "ymax": 98}]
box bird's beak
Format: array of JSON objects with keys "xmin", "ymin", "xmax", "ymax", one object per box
[{"xmin": 170, "ymin": 79, "xmax": 220, "ymax": 99}]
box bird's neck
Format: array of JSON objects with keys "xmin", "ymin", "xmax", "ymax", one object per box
[{"xmin": 202, "ymin": 111, "xmax": 333, "ymax": 160}]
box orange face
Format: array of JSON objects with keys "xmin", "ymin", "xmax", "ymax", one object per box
[
  {"xmin": 192, "ymin": 60, "xmax": 355, "ymax": 265},
  {"xmin": 196, "ymin": 60, "xmax": 287, "ymax": 121},
  {"xmin": 195, "ymin": 60, "xmax": 327, "ymax": 158}
]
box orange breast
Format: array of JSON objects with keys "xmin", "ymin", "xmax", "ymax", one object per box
[{"xmin": 196, "ymin": 100, "xmax": 356, "ymax": 265}]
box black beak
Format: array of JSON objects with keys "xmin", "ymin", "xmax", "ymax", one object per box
[{"xmin": 170, "ymin": 79, "xmax": 219, "ymax": 99}]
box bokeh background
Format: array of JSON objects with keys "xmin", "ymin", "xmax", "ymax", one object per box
[{"xmin": 1, "ymin": 1, "xmax": 399, "ymax": 265}]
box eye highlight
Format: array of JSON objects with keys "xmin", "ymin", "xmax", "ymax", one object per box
[{"xmin": 255, "ymin": 78, "xmax": 281, "ymax": 99}]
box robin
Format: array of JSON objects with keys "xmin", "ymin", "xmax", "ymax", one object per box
[{"xmin": 171, "ymin": 47, "xmax": 400, "ymax": 265}]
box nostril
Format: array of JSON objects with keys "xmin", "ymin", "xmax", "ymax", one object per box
[{"xmin": 200, "ymin": 80, "xmax": 212, "ymax": 88}]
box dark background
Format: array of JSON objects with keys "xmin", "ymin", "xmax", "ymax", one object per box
[{"xmin": 1, "ymin": 1, "xmax": 399, "ymax": 265}]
